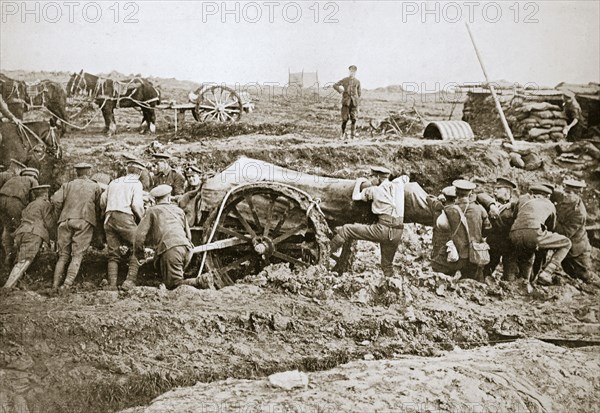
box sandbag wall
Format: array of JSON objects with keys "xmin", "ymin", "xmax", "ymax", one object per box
[{"xmin": 462, "ymin": 91, "xmax": 568, "ymax": 141}]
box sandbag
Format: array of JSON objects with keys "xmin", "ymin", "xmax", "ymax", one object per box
[
  {"xmin": 553, "ymin": 119, "xmax": 568, "ymax": 127},
  {"xmin": 550, "ymin": 132, "xmax": 565, "ymax": 140},
  {"xmin": 535, "ymin": 110, "xmax": 554, "ymax": 119},
  {"xmin": 521, "ymin": 102, "xmax": 561, "ymax": 112},
  {"xmin": 539, "ymin": 119, "xmax": 555, "ymax": 128},
  {"xmin": 552, "ymin": 111, "xmax": 568, "ymax": 119},
  {"xmin": 510, "ymin": 152, "xmax": 525, "ymax": 168},
  {"xmin": 550, "ymin": 126, "xmax": 565, "ymax": 133},
  {"xmin": 528, "ymin": 128, "xmax": 550, "ymax": 138}
]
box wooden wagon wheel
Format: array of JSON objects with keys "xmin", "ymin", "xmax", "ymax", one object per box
[
  {"xmin": 194, "ymin": 85, "xmax": 243, "ymax": 122},
  {"xmin": 201, "ymin": 183, "xmax": 331, "ymax": 288}
]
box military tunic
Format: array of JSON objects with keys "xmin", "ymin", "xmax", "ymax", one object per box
[
  {"xmin": 563, "ymin": 98, "xmax": 584, "ymax": 141},
  {"xmin": 0, "ymin": 175, "xmax": 38, "ymax": 259},
  {"xmin": 52, "ymin": 178, "xmax": 103, "ymax": 258},
  {"xmin": 333, "ymin": 77, "xmax": 361, "ymax": 121},
  {"xmin": 14, "ymin": 197, "xmax": 55, "ymax": 261},
  {"xmin": 152, "ymin": 169, "xmax": 185, "ymax": 196},
  {"xmin": 554, "ymin": 191, "xmax": 592, "ymax": 280},
  {"xmin": 134, "ymin": 202, "xmax": 192, "ymax": 289}
]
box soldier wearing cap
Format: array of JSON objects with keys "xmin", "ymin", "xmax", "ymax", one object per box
[
  {"xmin": 131, "ymin": 185, "xmax": 196, "ymax": 289},
  {"xmin": 0, "ymin": 167, "xmax": 39, "ymax": 265},
  {"xmin": 562, "ymin": 91, "xmax": 584, "ymax": 141},
  {"xmin": 509, "ymin": 183, "xmax": 571, "ymax": 287},
  {"xmin": 3, "ymin": 185, "xmax": 56, "ymax": 288},
  {"xmin": 430, "ymin": 186, "xmax": 457, "ymax": 263},
  {"xmin": 120, "ymin": 154, "xmax": 153, "ymax": 190},
  {"xmin": 476, "ymin": 177, "xmax": 519, "ymax": 281},
  {"xmin": 179, "ymin": 165, "xmax": 204, "ymax": 226},
  {"xmin": 432, "ymin": 179, "xmax": 491, "ymax": 281},
  {"xmin": 51, "ymin": 163, "xmax": 103, "ymax": 289},
  {"xmin": 151, "ymin": 153, "xmax": 185, "ymax": 196},
  {"xmin": 0, "ymin": 159, "xmax": 27, "ymax": 190},
  {"xmin": 99, "ymin": 160, "xmax": 146, "ymax": 289},
  {"xmin": 333, "ymin": 65, "xmax": 361, "ymax": 139},
  {"xmin": 552, "ymin": 179, "xmax": 594, "ymax": 282},
  {"xmin": 330, "ymin": 165, "xmax": 408, "ymax": 278}
]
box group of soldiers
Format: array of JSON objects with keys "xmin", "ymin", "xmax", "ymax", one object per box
[
  {"xmin": 0, "ymin": 154, "xmax": 205, "ymax": 290},
  {"xmin": 332, "ymin": 165, "xmax": 595, "ymax": 290}
]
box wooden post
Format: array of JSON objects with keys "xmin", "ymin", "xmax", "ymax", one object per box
[
  {"xmin": 465, "ymin": 23, "xmax": 515, "ymax": 144},
  {"xmin": 174, "ymin": 108, "xmax": 178, "ymax": 132}
]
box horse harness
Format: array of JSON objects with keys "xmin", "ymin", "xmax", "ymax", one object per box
[{"xmin": 72, "ymin": 72, "xmax": 159, "ymax": 108}]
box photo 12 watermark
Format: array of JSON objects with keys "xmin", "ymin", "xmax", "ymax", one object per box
[
  {"xmin": 400, "ymin": 1, "xmax": 541, "ymax": 24},
  {"xmin": 1, "ymin": 1, "xmax": 141, "ymax": 24},
  {"xmin": 200, "ymin": 1, "xmax": 340, "ymax": 24}
]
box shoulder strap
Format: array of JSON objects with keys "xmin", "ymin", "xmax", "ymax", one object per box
[{"xmin": 450, "ymin": 202, "xmax": 471, "ymax": 240}]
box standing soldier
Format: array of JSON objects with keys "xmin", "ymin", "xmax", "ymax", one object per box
[
  {"xmin": 132, "ymin": 185, "xmax": 197, "ymax": 289},
  {"xmin": 3, "ymin": 185, "xmax": 55, "ymax": 288},
  {"xmin": 562, "ymin": 91, "xmax": 584, "ymax": 141},
  {"xmin": 430, "ymin": 186, "xmax": 457, "ymax": 264},
  {"xmin": 100, "ymin": 160, "xmax": 146, "ymax": 290},
  {"xmin": 0, "ymin": 168, "xmax": 39, "ymax": 266},
  {"xmin": 333, "ymin": 65, "xmax": 361, "ymax": 139},
  {"xmin": 509, "ymin": 183, "xmax": 572, "ymax": 288},
  {"xmin": 477, "ymin": 177, "xmax": 519, "ymax": 281},
  {"xmin": 151, "ymin": 153, "xmax": 185, "ymax": 196},
  {"xmin": 432, "ymin": 180, "xmax": 491, "ymax": 281},
  {"xmin": 553, "ymin": 179, "xmax": 594, "ymax": 283},
  {"xmin": 52, "ymin": 163, "xmax": 103, "ymax": 289},
  {"xmin": 330, "ymin": 166, "xmax": 408, "ymax": 278}
]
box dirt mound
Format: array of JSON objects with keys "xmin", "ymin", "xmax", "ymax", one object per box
[{"xmin": 121, "ymin": 340, "xmax": 600, "ymax": 413}]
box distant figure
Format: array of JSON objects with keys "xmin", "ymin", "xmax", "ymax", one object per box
[
  {"xmin": 333, "ymin": 65, "xmax": 361, "ymax": 139},
  {"xmin": 562, "ymin": 91, "xmax": 583, "ymax": 141}
]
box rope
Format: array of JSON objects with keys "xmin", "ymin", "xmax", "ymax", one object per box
[{"xmin": 37, "ymin": 98, "xmax": 107, "ymax": 130}]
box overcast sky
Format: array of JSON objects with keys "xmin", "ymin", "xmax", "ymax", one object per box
[{"xmin": 1, "ymin": 1, "xmax": 598, "ymax": 89}]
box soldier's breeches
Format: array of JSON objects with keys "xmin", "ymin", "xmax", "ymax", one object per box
[
  {"xmin": 536, "ymin": 231, "xmax": 572, "ymax": 266},
  {"xmin": 335, "ymin": 223, "xmax": 403, "ymax": 276},
  {"xmin": 104, "ymin": 212, "xmax": 137, "ymax": 262},
  {"xmin": 57, "ymin": 219, "xmax": 94, "ymax": 258},
  {"xmin": 561, "ymin": 252, "xmax": 591, "ymax": 280},
  {"xmin": 158, "ymin": 246, "xmax": 192, "ymax": 289},
  {"xmin": 15, "ymin": 233, "xmax": 43, "ymax": 262},
  {"xmin": 341, "ymin": 103, "xmax": 358, "ymax": 122}
]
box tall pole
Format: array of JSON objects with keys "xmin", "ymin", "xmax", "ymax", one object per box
[{"xmin": 465, "ymin": 23, "xmax": 515, "ymax": 144}]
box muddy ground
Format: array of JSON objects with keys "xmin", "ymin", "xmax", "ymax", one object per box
[{"xmin": 1, "ymin": 72, "xmax": 599, "ymax": 413}]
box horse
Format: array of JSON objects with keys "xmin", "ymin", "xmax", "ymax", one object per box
[
  {"xmin": 0, "ymin": 74, "xmax": 68, "ymax": 125},
  {"xmin": 0, "ymin": 73, "xmax": 28, "ymax": 119},
  {"xmin": 0, "ymin": 119, "xmax": 64, "ymax": 187},
  {"xmin": 66, "ymin": 70, "xmax": 161, "ymax": 136}
]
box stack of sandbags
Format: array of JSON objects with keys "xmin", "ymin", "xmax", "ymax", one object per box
[{"xmin": 511, "ymin": 102, "xmax": 568, "ymax": 141}]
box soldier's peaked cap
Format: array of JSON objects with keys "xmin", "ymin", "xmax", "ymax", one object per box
[
  {"xmin": 186, "ymin": 165, "xmax": 202, "ymax": 175},
  {"xmin": 127, "ymin": 160, "xmax": 146, "ymax": 169},
  {"xmin": 122, "ymin": 153, "xmax": 138, "ymax": 161},
  {"xmin": 21, "ymin": 167, "xmax": 39, "ymax": 177},
  {"xmin": 441, "ymin": 186, "xmax": 456, "ymax": 197},
  {"xmin": 370, "ymin": 165, "xmax": 391, "ymax": 175},
  {"xmin": 152, "ymin": 153, "xmax": 171, "ymax": 160},
  {"xmin": 541, "ymin": 182, "xmax": 555, "ymax": 192},
  {"xmin": 10, "ymin": 159, "xmax": 27, "ymax": 168},
  {"xmin": 529, "ymin": 183, "xmax": 553, "ymax": 195},
  {"xmin": 349, "ymin": 65, "xmax": 357, "ymax": 71},
  {"xmin": 30, "ymin": 184, "xmax": 50, "ymax": 192},
  {"xmin": 452, "ymin": 179, "xmax": 476, "ymax": 191},
  {"xmin": 74, "ymin": 163, "xmax": 92, "ymax": 169},
  {"xmin": 495, "ymin": 177, "xmax": 517, "ymax": 189},
  {"xmin": 564, "ymin": 179, "xmax": 586, "ymax": 189},
  {"xmin": 150, "ymin": 184, "xmax": 172, "ymax": 198}
]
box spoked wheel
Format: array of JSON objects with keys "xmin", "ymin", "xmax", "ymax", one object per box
[
  {"xmin": 201, "ymin": 183, "xmax": 331, "ymax": 289},
  {"xmin": 194, "ymin": 85, "xmax": 243, "ymax": 122}
]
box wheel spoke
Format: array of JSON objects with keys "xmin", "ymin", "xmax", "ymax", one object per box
[
  {"xmin": 272, "ymin": 251, "xmax": 309, "ymax": 267},
  {"xmin": 273, "ymin": 223, "xmax": 307, "ymax": 245},
  {"xmin": 223, "ymin": 100, "xmax": 240, "ymax": 108},
  {"xmin": 198, "ymin": 104, "xmax": 217, "ymax": 111},
  {"xmin": 220, "ymin": 254, "xmax": 254, "ymax": 274},
  {"xmin": 272, "ymin": 204, "xmax": 291, "ymax": 234},
  {"xmin": 232, "ymin": 205, "xmax": 257, "ymax": 238},
  {"xmin": 263, "ymin": 196, "xmax": 278, "ymax": 236},
  {"xmin": 244, "ymin": 195, "xmax": 262, "ymax": 231},
  {"xmin": 216, "ymin": 225, "xmax": 252, "ymax": 243},
  {"xmin": 223, "ymin": 111, "xmax": 235, "ymax": 121}
]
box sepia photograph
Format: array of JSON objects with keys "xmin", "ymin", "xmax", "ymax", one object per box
[{"xmin": 0, "ymin": 1, "xmax": 599, "ymax": 412}]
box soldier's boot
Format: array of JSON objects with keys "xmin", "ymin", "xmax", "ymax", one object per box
[
  {"xmin": 179, "ymin": 278, "xmax": 199, "ymax": 287},
  {"xmin": 105, "ymin": 261, "xmax": 119, "ymax": 290},
  {"xmin": 330, "ymin": 234, "xmax": 345, "ymax": 255},
  {"xmin": 3, "ymin": 260, "xmax": 31, "ymax": 289},
  {"xmin": 61, "ymin": 255, "xmax": 83, "ymax": 289},
  {"xmin": 121, "ymin": 258, "xmax": 139, "ymax": 291},
  {"xmin": 350, "ymin": 122, "xmax": 357, "ymax": 139},
  {"xmin": 52, "ymin": 256, "xmax": 69, "ymax": 289},
  {"xmin": 537, "ymin": 262, "xmax": 558, "ymax": 286}
]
